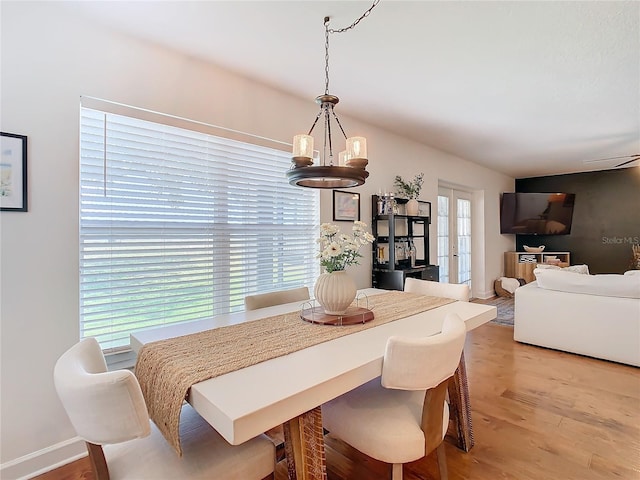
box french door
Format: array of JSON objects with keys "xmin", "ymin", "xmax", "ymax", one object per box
[{"xmin": 437, "ymin": 187, "xmax": 472, "ymax": 289}]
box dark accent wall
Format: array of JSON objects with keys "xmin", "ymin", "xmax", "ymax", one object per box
[{"xmin": 514, "ymin": 168, "xmax": 640, "ymax": 274}]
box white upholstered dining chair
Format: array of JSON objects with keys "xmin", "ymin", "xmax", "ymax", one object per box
[
  {"xmin": 53, "ymin": 337, "xmax": 276, "ymax": 480},
  {"xmin": 322, "ymin": 312, "xmax": 467, "ymax": 480},
  {"xmin": 244, "ymin": 286, "xmax": 310, "ymax": 311},
  {"xmin": 244, "ymin": 286, "xmax": 311, "ymax": 460},
  {"xmin": 404, "ymin": 277, "xmax": 470, "ymax": 302}
]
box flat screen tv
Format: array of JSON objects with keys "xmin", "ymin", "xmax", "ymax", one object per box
[{"xmin": 500, "ymin": 192, "xmax": 575, "ymax": 235}]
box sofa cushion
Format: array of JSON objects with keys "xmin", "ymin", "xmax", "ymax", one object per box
[
  {"xmin": 534, "ymin": 269, "xmax": 640, "ymax": 299},
  {"xmin": 625, "ymin": 270, "xmax": 640, "ymax": 276}
]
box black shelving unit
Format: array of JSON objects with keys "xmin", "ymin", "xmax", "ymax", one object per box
[{"xmin": 371, "ymin": 195, "xmax": 439, "ymax": 291}]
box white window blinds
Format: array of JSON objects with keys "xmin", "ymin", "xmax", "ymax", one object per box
[{"xmin": 80, "ymin": 107, "xmax": 320, "ymax": 352}]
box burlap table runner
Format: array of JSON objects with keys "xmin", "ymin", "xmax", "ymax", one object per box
[{"xmin": 135, "ymin": 290, "xmax": 455, "ymax": 455}]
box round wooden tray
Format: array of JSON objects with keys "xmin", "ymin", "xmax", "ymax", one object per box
[{"xmin": 300, "ymin": 306, "xmax": 374, "ymax": 326}]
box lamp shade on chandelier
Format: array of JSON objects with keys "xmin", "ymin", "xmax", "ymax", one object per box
[{"xmin": 287, "ymin": 3, "xmax": 379, "ymax": 189}]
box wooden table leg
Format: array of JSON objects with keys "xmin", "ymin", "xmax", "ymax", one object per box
[
  {"xmin": 283, "ymin": 406, "xmax": 327, "ymax": 480},
  {"xmin": 447, "ymin": 350, "xmax": 475, "ymax": 452}
]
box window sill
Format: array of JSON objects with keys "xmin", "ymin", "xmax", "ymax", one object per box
[{"xmin": 105, "ymin": 349, "xmax": 137, "ymax": 371}]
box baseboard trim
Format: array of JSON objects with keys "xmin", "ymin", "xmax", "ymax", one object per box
[
  {"xmin": 0, "ymin": 437, "xmax": 86, "ymax": 480},
  {"xmin": 475, "ymin": 289, "xmax": 495, "ymax": 300}
]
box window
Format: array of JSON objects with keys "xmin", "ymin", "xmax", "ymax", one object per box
[{"xmin": 80, "ymin": 106, "xmax": 320, "ymax": 352}]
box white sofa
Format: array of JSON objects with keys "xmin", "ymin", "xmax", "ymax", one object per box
[{"xmin": 514, "ymin": 269, "xmax": 640, "ymax": 367}]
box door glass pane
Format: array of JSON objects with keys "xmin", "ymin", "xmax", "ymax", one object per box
[
  {"xmin": 437, "ymin": 195, "xmax": 449, "ymax": 283},
  {"xmin": 457, "ymin": 198, "xmax": 472, "ymax": 288}
]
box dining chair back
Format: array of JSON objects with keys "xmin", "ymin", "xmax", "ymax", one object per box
[
  {"xmin": 244, "ymin": 285, "xmax": 311, "ymax": 461},
  {"xmin": 404, "ymin": 277, "xmax": 470, "ymax": 302},
  {"xmin": 322, "ymin": 312, "xmax": 467, "ymax": 480},
  {"xmin": 244, "ymin": 286, "xmax": 310, "ymax": 311},
  {"xmin": 54, "ymin": 337, "xmax": 275, "ymax": 480}
]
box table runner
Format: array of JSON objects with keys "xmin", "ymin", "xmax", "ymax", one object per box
[{"xmin": 135, "ymin": 291, "xmax": 455, "ymax": 455}]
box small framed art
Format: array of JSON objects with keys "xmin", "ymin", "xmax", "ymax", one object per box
[
  {"xmin": 1, "ymin": 132, "xmax": 28, "ymax": 211},
  {"xmin": 333, "ymin": 190, "xmax": 360, "ymax": 222}
]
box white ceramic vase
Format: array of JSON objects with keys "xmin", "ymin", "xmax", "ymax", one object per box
[
  {"xmin": 314, "ymin": 270, "xmax": 357, "ymax": 315},
  {"xmin": 406, "ymin": 198, "xmax": 419, "ymax": 216}
]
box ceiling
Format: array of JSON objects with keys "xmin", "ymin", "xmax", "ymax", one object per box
[{"xmin": 69, "ymin": 1, "xmax": 639, "ymax": 178}]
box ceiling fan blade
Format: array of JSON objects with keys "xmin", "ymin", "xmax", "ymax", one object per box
[{"xmin": 615, "ymin": 156, "xmax": 640, "ymax": 168}]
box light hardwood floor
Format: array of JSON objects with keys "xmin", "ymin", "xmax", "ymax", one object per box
[{"xmin": 36, "ymin": 323, "xmax": 640, "ymax": 480}]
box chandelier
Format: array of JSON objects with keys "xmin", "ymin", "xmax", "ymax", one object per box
[{"xmin": 287, "ymin": 1, "xmax": 379, "ymax": 189}]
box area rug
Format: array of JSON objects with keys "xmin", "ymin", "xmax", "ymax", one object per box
[{"xmin": 472, "ymin": 296, "xmax": 514, "ymax": 326}]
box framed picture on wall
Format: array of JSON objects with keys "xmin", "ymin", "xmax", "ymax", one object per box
[
  {"xmin": 0, "ymin": 132, "xmax": 28, "ymax": 212},
  {"xmin": 333, "ymin": 190, "xmax": 360, "ymax": 222}
]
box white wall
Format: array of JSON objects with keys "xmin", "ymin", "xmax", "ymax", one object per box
[{"xmin": 0, "ymin": 2, "xmax": 513, "ymax": 476}]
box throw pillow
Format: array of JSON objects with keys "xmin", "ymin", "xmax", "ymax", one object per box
[
  {"xmin": 624, "ymin": 270, "xmax": 640, "ymax": 276},
  {"xmin": 535, "ymin": 264, "xmax": 589, "ymax": 274},
  {"xmin": 494, "ymin": 277, "xmax": 525, "ymax": 298},
  {"xmin": 494, "ymin": 278, "xmax": 513, "ymax": 298},
  {"xmin": 563, "ymin": 264, "xmax": 589, "ymax": 274},
  {"xmin": 535, "ymin": 264, "xmax": 561, "ymax": 270}
]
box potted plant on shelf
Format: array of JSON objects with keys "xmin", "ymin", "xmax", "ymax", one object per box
[{"xmin": 394, "ymin": 173, "xmax": 424, "ymax": 215}]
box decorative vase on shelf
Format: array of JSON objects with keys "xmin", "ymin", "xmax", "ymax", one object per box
[
  {"xmin": 406, "ymin": 198, "xmax": 419, "ymax": 216},
  {"xmin": 314, "ymin": 270, "xmax": 357, "ymax": 315}
]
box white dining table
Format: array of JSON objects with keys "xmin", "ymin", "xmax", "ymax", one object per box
[{"xmin": 131, "ymin": 288, "xmax": 496, "ymax": 479}]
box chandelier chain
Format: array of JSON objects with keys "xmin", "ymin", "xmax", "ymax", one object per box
[
  {"xmin": 325, "ymin": 22, "xmax": 330, "ymax": 94},
  {"xmin": 323, "ymin": 0, "xmax": 380, "ymax": 95},
  {"xmin": 327, "ymin": 0, "xmax": 380, "ymax": 34}
]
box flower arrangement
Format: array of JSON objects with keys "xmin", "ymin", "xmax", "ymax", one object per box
[
  {"xmin": 317, "ymin": 221, "xmax": 375, "ymax": 273},
  {"xmin": 394, "ymin": 173, "xmax": 424, "ymax": 199}
]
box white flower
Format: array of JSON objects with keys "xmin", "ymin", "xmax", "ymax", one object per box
[
  {"xmin": 316, "ymin": 221, "xmax": 374, "ymax": 273},
  {"xmin": 353, "ymin": 220, "xmax": 367, "ymax": 231},
  {"xmin": 320, "ymin": 223, "xmax": 340, "ymax": 236},
  {"xmin": 326, "ymin": 242, "xmax": 342, "ymax": 257},
  {"xmin": 343, "ymin": 241, "xmax": 357, "ymax": 252}
]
